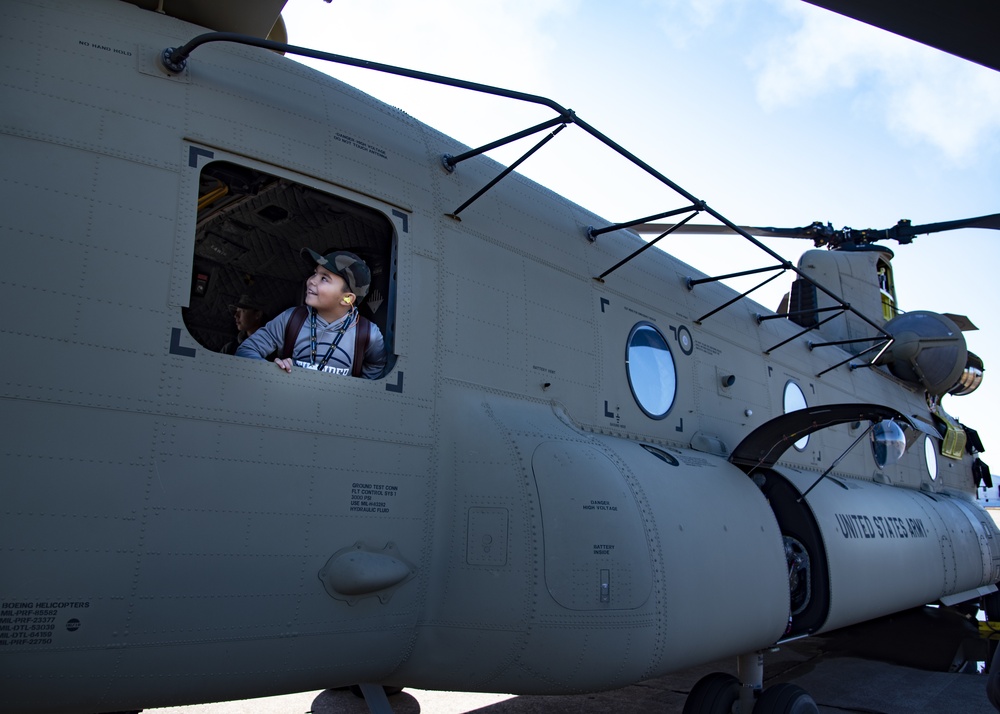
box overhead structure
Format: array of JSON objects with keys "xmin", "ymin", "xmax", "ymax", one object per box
[
  {"xmin": 124, "ymin": 0, "xmax": 288, "ymax": 38},
  {"xmin": 804, "ymin": 0, "xmax": 1000, "ymax": 73}
]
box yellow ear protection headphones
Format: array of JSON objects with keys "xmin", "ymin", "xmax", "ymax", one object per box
[{"xmin": 343, "ymin": 295, "xmax": 353, "ymax": 305}]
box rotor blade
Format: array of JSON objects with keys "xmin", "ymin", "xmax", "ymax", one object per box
[
  {"xmin": 886, "ymin": 213, "xmax": 1000, "ymax": 243},
  {"xmin": 630, "ymin": 222, "xmax": 814, "ymax": 238},
  {"xmin": 747, "ymin": 213, "xmax": 1000, "ymax": 243},
  {"xmin": 632, "ymin": 212, "xmax": 1000, "ymax": 246}
]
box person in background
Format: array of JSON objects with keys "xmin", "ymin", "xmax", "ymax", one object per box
[{"xmin": 222, "ymin": 294, "xmax": 266, "ymax": 355}]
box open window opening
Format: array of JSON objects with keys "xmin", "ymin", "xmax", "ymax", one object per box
[
  {"xmin": 182, "ymin": 161, "xmax": 397, "ymax": 375},
  {"xmin": 876, "ymin": 252, "xmax": 897, "ymax": 322}
]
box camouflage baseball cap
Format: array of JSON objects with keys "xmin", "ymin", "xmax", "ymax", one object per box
[
  {"xmin": 228, "ymin": 294, "xmax": 265, "ymax": 314},
  {"xmin": 301, "ymin": 248, "xmax": 371, "ymax": 300}
]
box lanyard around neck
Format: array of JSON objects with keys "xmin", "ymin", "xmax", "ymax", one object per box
[{"xmin": 309, "ymin": 307, "xmax": 357, "ymax": 370}]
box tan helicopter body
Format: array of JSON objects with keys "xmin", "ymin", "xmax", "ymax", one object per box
[{"xmin": 0, "ymin": 1, "xmax": 996, "ymax": 713}]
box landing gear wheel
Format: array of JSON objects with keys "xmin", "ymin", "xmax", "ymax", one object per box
[
  {"xmin": 752, "ymin": 683, "xmax": 818, "ymax": 714},
  {"xmin": 682, "ymin": 672, "xmax": 740, "ymax": 714}
]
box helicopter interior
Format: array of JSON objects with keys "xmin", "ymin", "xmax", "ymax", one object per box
[{"xmin": 183, "ymin": 161, "xmax": 397, "ymax": 368}]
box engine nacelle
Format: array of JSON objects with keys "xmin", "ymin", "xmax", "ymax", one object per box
[{"xmin": 766, "ymin": 468, "xmax": 1000, "ymax": 637}]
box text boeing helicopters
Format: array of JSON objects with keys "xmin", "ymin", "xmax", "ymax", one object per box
[{"xmin": 1, "ymin": 1, "xmax": 998, "ymax": 713}]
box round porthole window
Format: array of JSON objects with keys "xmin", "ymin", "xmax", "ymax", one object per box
[
  {"xmin": 783, "ymin": 381, "xmax": 809, "ymax": 451},
  {"xmin": 626, "ymin": 323, "xmax": 677, "ymax": 420},
  {"xmin": 924, "ymin": 435, "xmax": 938, "ymax": 481}
]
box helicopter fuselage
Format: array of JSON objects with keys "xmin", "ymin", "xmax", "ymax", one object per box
[{"xmin": 1, "ymin": 1, "xmax": 997, "ymax": 712}]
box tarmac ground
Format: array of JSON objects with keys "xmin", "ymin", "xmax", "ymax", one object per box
[{"xmin": 151, "ymin": 607, "xmax": 999, "ymax": 714}]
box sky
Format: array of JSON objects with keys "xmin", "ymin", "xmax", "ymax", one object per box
[{"xmin": 281, "ymin": 0, "xmax": 1000, "ymax": 500}]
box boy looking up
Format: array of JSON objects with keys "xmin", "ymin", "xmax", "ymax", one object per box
[{"xmin": 236, "ymin": 249, "xmax": 387, "ymax": 379}]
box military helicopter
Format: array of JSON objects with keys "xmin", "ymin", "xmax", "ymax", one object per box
[{"xmin": 1, "ymin": 1, "xmax": 998, "ymax": 714}]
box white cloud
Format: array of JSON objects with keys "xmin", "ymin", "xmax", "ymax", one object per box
[
  {"xmin": 882, "ymin": 59, "xmax": 1000, "ymax": 160},
  {"xmin": 751, "ymin": 0, "xmax": 1000, "ymax": 163},
  {"xmin": 285, "ymin": 0, "xmax": 577, "ymax": 90},
  {"xmin": 651, "ymin": 0, "xmax": 752, "ymax": 46},
  {"xmin": 282, "ymin": 0, "xmax": 582, "ymax": 148}
]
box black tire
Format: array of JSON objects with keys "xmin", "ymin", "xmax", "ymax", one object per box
[
  {"xmin": 752, "ymin": 683, "xmax": 818, "ymax": 714},
  {"xmin": 988, "ymin": 644, "xmax": 1000, "ymax": 710},
  {"xmin": 682, "ymin": 672, "xmax": 740, "ymax": 714}
]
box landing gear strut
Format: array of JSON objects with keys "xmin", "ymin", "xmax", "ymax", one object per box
[
  {"xmin": 682, "ymin": 651, "xmax": 818, "ymax": 714},
  {"xmin": 356, "ymin": 683, "xmax": 393, "ymax": 714}
]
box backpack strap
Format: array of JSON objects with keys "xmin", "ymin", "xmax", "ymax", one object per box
[
  {"xmin": 280, "ymin": 306, "xmax": 310, "ymax": 360},
  {"xmin": 352, "ymin": 315, "xmax": 370, "ymax": 378}
]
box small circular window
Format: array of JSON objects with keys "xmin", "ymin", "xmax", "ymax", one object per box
[
  {"xmin": 924, "ymin": 435, "xmax": 938, "ymax": 481},
  {"xmin": 783, "ymin": 381, "xmax": 809, "ymax": 451},
  {"xmin": 626, "ymin": 323, "xmax": 677, "ymax": 420}
]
